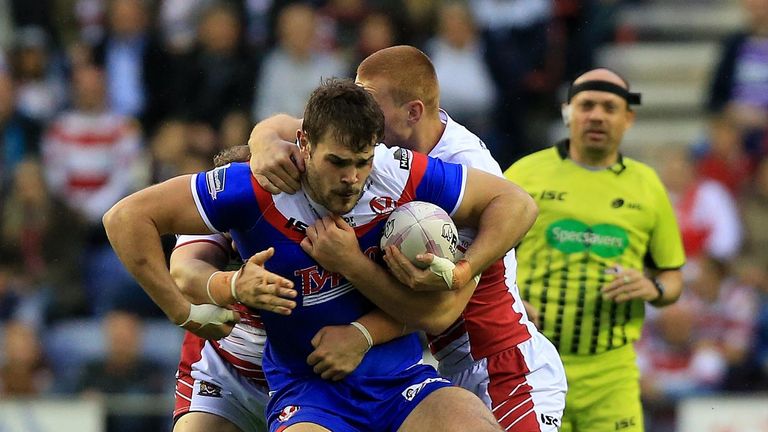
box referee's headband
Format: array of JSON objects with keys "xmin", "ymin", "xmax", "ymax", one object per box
[{"xmin": 567, "ymin": 80, "xmax": 642, "ymax": 106}]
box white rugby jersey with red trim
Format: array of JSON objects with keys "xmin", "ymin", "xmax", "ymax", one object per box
[
  {"xmin": 426, "ymin": 110, "xmax": 535, "ymax": 374},
  {"xmin": 190, "ymin": 144, "xmax": 467, "ymax": 384},
  {"xmin": 174, "ymin": 234, "xmax": 269, "ymax": 386}
]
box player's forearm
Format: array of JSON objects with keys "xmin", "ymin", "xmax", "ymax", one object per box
[
  {"xmin": 343, "ymin": 254, "xmax": 470, "ymax": 334},
  {"xmin": 355, "ymin": 308, "xmax": 410, "ymax": 345},
  {"xmin": 104, "ymin": 199, "xmax": 192, "ymax": 324},
  {"xmin": 248, "ymin": 114, "xmax": 302, "ymax": 152},
  {"xmin": 463, "ymin": 187, "xmax": 538, "ymax": 276},
  {"xmin": 170, "ymin": 258, "xmax": 224, "ymax": 305}
]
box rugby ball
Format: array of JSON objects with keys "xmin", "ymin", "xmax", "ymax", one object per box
[{"xmin": 380, "ymin": 201, "xmax": 459, "ymax": 268}]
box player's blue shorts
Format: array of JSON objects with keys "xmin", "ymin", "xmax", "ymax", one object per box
[{"xmin": 267, "ymin": 363, "xmax": 452, "ymax": 432}]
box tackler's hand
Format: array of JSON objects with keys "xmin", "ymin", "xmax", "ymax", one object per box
[{"xmin": 248, "ymin": 131, "xmax": 303, "ymax": 194}]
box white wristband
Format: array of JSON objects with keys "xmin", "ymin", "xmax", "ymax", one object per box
[
  {"xmin": 206, "ymin": 271, "xmax": 224, "ymax": 305},
  {"xmin": 179, "ymin": 304, "xmax": 236, "ymax": 328},
  {"xmin": 429, "ymin": 255, "xmax": 456, "ymax": 289},
  {"xmin": 230, "ymin": 268, "xmax": 242, "ymax": 303},
  {"xmin": 350, "ymin": 321, "xmax": 373, "ymax": 351}
]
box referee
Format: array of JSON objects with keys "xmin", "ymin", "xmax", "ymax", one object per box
[{"xmin": 504, "ymin": 68, "xmax": 685, "ymax": 432}]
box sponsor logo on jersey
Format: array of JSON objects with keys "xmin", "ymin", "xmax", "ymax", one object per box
[
  {"xmin": 370, "ymin": 196, "xmax": 396, "ymax": 215},
  {"xmin": 401, "ymin": 377, "xmax": 450, "ymax": 401},
  {"xmin": 612, "ymin": 198, "xmax": 641, "ymax": 210},
  {"xmin": 294, "ymin": 265, "xmax": 343, "ymax": 296},
  {"xmin": 278, "ymin": 405, "xmax": 300, "ymax": 422},
  {"xmin": 394, "ymin": 148, "xmax": 410, "ymax": 169},
  {"xmin": 614, "ymin": 416, "xmax": 636, "ymax": 430},
  {"xmin": 198, "ymin": 381, "xmax": 222, "ymax": 397},
  {"xmin": 205, "ymin": 165, "xmax": 228, "ymax": 200},
  {"xmin": 540, "ymin": 413, "xmax": 561, "ymax": 427},
  {"xmin": 342, "ymin": 215, "xmax": 357, "ymax": 227},
  {"xmin": 285, "ymin": 217, "xmax": 309, "ymax": 234},
  {"xmin": 538, "ymin": 190, "xmax": 567, "ymax": 201},
  {"xmin": 546, "ymin": 219, "xmax": 628, "ymax": 258}
]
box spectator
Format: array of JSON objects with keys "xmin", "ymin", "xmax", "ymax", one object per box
[
  {"xmin": 0, "ymin": 320, "xmax": 53, "ymax": 396},
  {"xmin": 707, "ymin": 0, "xmax": 768, "ymax": 161},
  {"xmin": 349, "ymin": 10, "xmax": 398, "ymax": 76},
  {"xmin": 41, "ymin": 63, "xmax": 151, "ymax": 317},
  {"xmin": 9, "ymin": 26, "xmax": 67, "ymax": 124},
  {"xmin": 1, "ymin": 158, "xmax": 86, "ymax": 322},
  {"xmin": 639, "ymin": 256, "xmax": 759, "ymax": 429},
  {"xmin": 427, "ymin": 1, "xmax": 496, "ymax": 141},
  {"xmin": 176, "ymin": 1, "xmax": 256, "ymax": 131},
  {"xmin": 695, "ymin": 115, "xmax": 754, "ymax": 196},
  {"xmin": 740, "ymin": 158, "xmax": 768, "ymax": 265},
  {"xmin": 148, "ymin": 120, "xmax": 214, "ymax": 183},
  {"xmin": 252, "ymin": 3, "xmax": 347, "ymax": 121},
  {"xmin": 0, "ymin": 70, "xmax": 41, "ymax": 198},
  {"xmin": 77, "ymin": 310, "xmax": 167, "ymax": 432},
  {"xmin": 317, "ymin": 0, "xmax": 370, "ymax": 52},
  {"xmin": 157, "ymin": 0, "xmax": 210, "ymax": 55},
  {"xmin": 470, "ymin": 0, "xmax": 554, "ymax": 166},
  {"xmin": 638, "ymin": 304, "xmax": 723, "ymax": 432},
  {"xmin": 94, "ymin": 0, "xmax": 156, "ymax": 118},
  {"xmin": 660, "ymin": 148, "xmax": 742, "ymax": 271},
  {"xmin": 748, "ymin": 266, "xmax": 768, "ymax": 390}
]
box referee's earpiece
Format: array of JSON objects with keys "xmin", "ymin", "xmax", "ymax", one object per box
[{"xmin": 561, "ymin": 104, "xmax": 572, "ymax": 127}]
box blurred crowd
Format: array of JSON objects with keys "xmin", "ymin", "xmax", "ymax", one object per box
[{"xmin": 0, "ymin": 0, "xmax": 767, "ymax": 430}]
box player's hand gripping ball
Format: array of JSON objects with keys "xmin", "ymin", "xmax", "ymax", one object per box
[{"xmin": 380, "ymin": 201, "xmax": 459, "ymax": 268}]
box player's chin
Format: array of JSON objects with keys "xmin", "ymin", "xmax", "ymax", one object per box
[{"xmin": 330, "ymin": 198, "xmax": 357, "ymax": 214}]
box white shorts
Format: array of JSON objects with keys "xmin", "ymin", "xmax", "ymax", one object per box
[
  {"xmin": 174, "ymin": 338, "xmax": 269, "ymax": 432},
  {"xmin": 443, "ymin": 332, "xmax": 567, "ymax": 431}
]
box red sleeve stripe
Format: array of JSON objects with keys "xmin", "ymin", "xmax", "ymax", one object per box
[
  {"xmin": 250, "ymin": 176, "xmax": 305, "ymax": 243},
  {"xmin": 399, "ymin": 150, "xmax": 428, "ymax": 205}
]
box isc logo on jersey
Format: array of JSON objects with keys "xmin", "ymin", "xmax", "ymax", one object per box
[{"xmin": 206, "ymin": 164, "xmax": 229, "ymax": 200}]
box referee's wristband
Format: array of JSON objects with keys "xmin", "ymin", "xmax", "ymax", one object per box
[{"xmin": 650, "ymin": 278, "xmax": 666, "ymax": 305}]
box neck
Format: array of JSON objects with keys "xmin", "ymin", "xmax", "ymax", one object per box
[
  {"xmin": 301, "ymin": 179, "xmax": 328, "ymax": 215},
  {"xmin": 409, "ymin": 112, "xmax": 446, "ymax": 154},
  {"xmin": 569, "ymin": 143, "xmax": 619, "ymax": 169}
]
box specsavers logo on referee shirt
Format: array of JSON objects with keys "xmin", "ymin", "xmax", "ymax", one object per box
[{"xmin": 546, "ymin": 219, "xmax": 628, "ymax": 257}]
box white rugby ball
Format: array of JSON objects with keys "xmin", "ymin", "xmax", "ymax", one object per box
[{"xmin": 380, "ymin": 201, "xmax": 459, "ymax": 268}]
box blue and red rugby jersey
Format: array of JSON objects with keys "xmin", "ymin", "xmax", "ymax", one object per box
[{"xmin": 190, "ymin": 145, "xmax": 467, "ymax": 383}]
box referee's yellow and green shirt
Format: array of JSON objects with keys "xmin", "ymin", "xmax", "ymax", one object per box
[{"xmin": 504, "ymin": 140, "xmax": 685, "ymax": 356}]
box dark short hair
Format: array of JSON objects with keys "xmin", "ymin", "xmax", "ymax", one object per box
[
  {"xmin": 213, "ymin": 145, "xmax": 250, "ymax": 167},
  {"xmin": 302, "ymin": 78, "xmax": 385, "ymax": 152}
]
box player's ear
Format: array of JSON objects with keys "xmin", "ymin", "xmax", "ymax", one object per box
[
  {"xmin": 406, "ymin": 100, "xmax": 424, "ymax": 124},
  {"xmin": 561, "ymin": 104, "xmax": 572, "ymax": 127},
  {"xmin": 297, "ymin": 130, "xmax": 311, "ymax": 160}
]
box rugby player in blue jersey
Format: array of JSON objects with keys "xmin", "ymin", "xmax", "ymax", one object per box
[{"xmin": 104, "ymin": 78, "xmax": 535, "ymax": 432}]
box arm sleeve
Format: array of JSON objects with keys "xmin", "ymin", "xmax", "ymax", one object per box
[
  {"xmin": 191, "ymin": 163, "xmax": 262, "ymax": 233},
  {"xmin": 409, "ymin": 151, "xmax": 467, "ymax": 216}
]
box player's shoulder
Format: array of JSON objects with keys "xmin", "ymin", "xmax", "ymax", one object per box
[
  {"xmin": 431, "ymin": 115, "xmax": 501, "ymax": 173},
  {"xmin": 201, "ymin": 161, "xmax": 252, "ymax": 184},
  {"xmin": 196, "ymin": 161, "xmax": 257, "ymax": 203}
]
